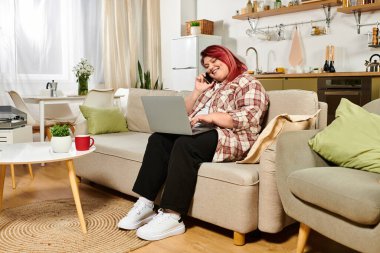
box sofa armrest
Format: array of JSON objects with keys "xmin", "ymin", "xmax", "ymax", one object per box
[
  {"xmin": 258, "ymin": 129, "xmax": 330, "ymax": 233},
  {"xmin": 317, "ymin": 102, "xmax": 328, "ymax": 129},
  {"xmin": 258, "ymin": 142, "xmax": 295, "ymax": 233},
  {"xmin": 276, "ymin": 130, "xmax": 329, "ymax": 178}
]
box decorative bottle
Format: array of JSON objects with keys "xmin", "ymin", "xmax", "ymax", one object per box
[
  {"xmin": 246, "ymin": 0, "xmax": 253, "ymax": 13},
  {"xmin": 323, "ymin": 45, "xmax": 330, "ymax": 72}
]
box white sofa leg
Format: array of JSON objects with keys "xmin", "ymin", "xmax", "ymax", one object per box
[
  {"xmin": 233, "ymin": 231, "xmax": 245, "ymax": 246},
  {"xmin": 297, "ymin": 222, "xmax": 311, "ymax": 253}
]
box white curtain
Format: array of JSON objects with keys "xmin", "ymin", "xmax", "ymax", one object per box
[
  {"xmin": 103, "ymin": 0, "xmax": 161, "ymax": 89},
  {"xmin": 0, "ymin": 0, "xmax": 103, "ymax": 105}
]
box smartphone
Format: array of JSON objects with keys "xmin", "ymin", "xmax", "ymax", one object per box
[{"xmin": 204, "ymin": 72, "xmax": 214, "ymax": 84}]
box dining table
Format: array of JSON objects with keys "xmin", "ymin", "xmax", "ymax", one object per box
[{"xmin": 23, "ymin": 95, "xmax": 122, "ymax": 143}]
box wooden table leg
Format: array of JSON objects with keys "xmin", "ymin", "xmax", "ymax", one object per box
[
  {"xmin": 66, "ymin": 159, "xmax": 87, "ymax": 234},
  {"xmin": 0, "ymin": 165, "xmax": 6, "ymax": 210},
  {"xmin": 10, "ymin": 164, "xmax": 16, "ymax": 189},
  {"xmin": 28, "ymin": 164, "xmax": 34, "ymax": 179}
]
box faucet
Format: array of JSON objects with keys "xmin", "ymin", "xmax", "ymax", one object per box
[{"xmin": 246, "ymin": 47, "xmax": 262, "ymax": 75}]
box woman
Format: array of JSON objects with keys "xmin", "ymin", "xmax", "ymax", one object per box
[{"xmin": 118, "ymin": 45, "xmax": 269, "ymax": 241}]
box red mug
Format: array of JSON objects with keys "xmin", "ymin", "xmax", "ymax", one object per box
[{"xmin": 75, "ymin": 135, "xmax": 95, "ymax": 151}]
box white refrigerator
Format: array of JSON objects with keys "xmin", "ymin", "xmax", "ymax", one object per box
[{"xmin": 171, "ymin": 35, "xmax": 222, "ymax": 91}]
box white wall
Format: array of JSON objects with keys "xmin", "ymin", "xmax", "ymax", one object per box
[{"xmin": 160, "ymin": 0, "xmax": 380, "ymax": 88}]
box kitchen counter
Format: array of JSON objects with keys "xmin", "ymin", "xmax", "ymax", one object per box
[{"xmin": 254, "ymin": 72, "xmax": 380, "ymax": 79}]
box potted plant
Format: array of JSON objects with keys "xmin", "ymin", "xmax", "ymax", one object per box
[
  {"xmin": 190, "ymin": 21, "xmax": 201, "ymax": 35},
  {"xmin": 72, "ymin": 58, "xmax": 94, "ymax": 96},
  {"xmin": 135, "ymin": 61, "xmax": 162, "ymax": 90},
  {"xmin": 50, "ymin": 124, "xmax": 72, "ymax": 153}
]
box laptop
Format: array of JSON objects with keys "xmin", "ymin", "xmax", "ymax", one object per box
[{"xmin": 141, "ymin": 96, "xmax": 215, "ymax": 135}]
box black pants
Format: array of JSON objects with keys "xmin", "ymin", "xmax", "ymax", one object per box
[{"xmin": 132, "ymin": 130, "xmax": 218, "ymax": 215}]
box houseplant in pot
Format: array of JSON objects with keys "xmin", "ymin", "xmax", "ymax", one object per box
[
  {"xmin": 190, "ymin": 21, "xmax": 201, "ymax": 35},
  {"xmin": 50, "ymin": 124, "xmax": 72, "ymax": 153},
  {"xmin": 73, "ymin": 58, "xmax": 94, "ymax": 96}
]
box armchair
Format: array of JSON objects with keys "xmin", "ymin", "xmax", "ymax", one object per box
[{"xmin": 276, "ymin": 99, "xmax": 380, "ymax": 253}]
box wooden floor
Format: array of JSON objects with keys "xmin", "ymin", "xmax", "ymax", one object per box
[{"xmin": 1, "ymin": 162, "xmax": 358, "ymax": 253}]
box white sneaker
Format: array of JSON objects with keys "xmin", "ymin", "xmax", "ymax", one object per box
[
  {"xmin": 136, "ymin": 209, "xmax": 185, "ymax": 241},
  {"xmin": 117, "ymin": 198, "xmax": 156, "ymax": 230}
]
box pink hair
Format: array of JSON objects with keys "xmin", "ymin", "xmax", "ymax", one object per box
[{"xmin": 201, "ymin": 45, "xmax": 247, "ymax": 82}]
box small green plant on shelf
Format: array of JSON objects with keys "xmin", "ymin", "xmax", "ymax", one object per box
[
  {"xmin": 190, "ymin": 21, "xmax": 200, "ymax": 27},
  {"xmin": 136, "ymin": 60, "xmax": 162, "ymax": 90},
  {"xmin": 50, "ymin": 124, "xmax": 71, "ymax": 137}
]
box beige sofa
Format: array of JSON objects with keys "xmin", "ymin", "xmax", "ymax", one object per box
[{"xmin": 74, "ymin": 88, "xmax": 327, "ymax": 245}]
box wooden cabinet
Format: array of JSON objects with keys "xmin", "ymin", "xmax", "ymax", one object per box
[
  {"xmin": 258, "ymin": 77, "xmax": 317, "ymax": 92},
  {"xmin": 372, "ymin": 77, "xmax": 380, "ymax": 100},
  {"xmin": 283, "ymin": 78, "xmax": 318, "ymax": 92},
  {"xmin": 259, "ymin": 78, "xmax": 283, "ymax": 91},
  {"xmin": 258, "ymin": 75, "xmax": 380, "ymax": 100}
]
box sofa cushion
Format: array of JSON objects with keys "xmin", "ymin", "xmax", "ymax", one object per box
[
  {"xmin": 79, "ymin": 105, "xmax": 128, "ymax": 135},
  {"xmin": 92, "ymin": 132, "xmax": 150, "ymax": 162},
  {"xmin": 126, "ymin": 88, "xmax": 179, "ymax": 133},
  {"xmin": 91, "ymin": 132, "xmax": 259, "ymax": 186},
  {"xmin": 309, "ymin": 98, "xmax": 380, "ymax": 174},
  {"xmin": 288, "ymin": 166, "xmax": 380, "ymax": 225},
  {"xmin": 199, "ymin": 162, "xmax": 259, "ymax": 186},
  {"xmin": 265, "ymin": 90, "xmax": 319, "ymax": 124}
]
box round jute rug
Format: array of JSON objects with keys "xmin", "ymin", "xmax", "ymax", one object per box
[{"xmin": 0, "ymin": 197, "xmax": 149, "ymax": 253}]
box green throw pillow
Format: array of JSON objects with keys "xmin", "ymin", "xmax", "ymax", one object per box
[
  {"xmin": 79, "ymin": 105, "xmax": 128, "ymax": 135},
  {"xmin": 308, "ymin": 98, "xmax": 380, "ymax": 173}
]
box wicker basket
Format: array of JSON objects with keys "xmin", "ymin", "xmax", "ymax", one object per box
[{"xmin": 186, "ymin": 19, "xmax": 214, "ymax": 35}]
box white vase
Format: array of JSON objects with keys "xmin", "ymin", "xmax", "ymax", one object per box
[
  {"xmin": 190, "ymin": 26, "xmax": 201, "ymax": 35},
  {"xmin": 51, "ymin": 136, "xmax": 72, "ymax": 153}
]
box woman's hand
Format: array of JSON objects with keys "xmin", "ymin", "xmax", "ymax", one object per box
[
  {"xmin": 185, "ymin": 73, "xmax": 214, "ymax": 114},
  {"xmin": 194, "ymin": 73, "xmax": 214, "ymax": 95},
  {"xmin": 190, "ymin": 112, "xmax": 233, "ymax": 129},
  {"xmin": 190, "ymin": 114, "xmax": 214, "ymax": 127}
]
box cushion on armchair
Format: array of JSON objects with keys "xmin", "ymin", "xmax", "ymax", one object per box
[{"xmin": 309, "ymin": 98, "xmax": 380, "ymax": 173}]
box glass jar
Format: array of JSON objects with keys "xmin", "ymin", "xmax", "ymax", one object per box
[{"xmin": 274, "ymin": 0, "xmax": 282, "ymax": 9}]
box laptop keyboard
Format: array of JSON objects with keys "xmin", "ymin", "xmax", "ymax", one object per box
[{"xmin": 191, "ymin": 123, "xmax": 215, "ymax": 134}]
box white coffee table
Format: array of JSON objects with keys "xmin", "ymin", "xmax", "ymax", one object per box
[{"xmin": 0, "ymin": 142, "xmax": 95, "ymax": 233}]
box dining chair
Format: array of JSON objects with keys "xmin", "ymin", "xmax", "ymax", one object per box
[
  {"xmin": 39, "ymin": 89, "xmax": 78, "ymax": 126},
  {"xmin": 74, "ymin": 88, "xmax": 115, "ymax": 135},
  {"xmin": 8, "ymin": 91, "xmax": 55, "ymax": 140},
  {"xmin": 8, "ymin": 91, "xmax": 75, "ymax": 139},
  {"xmin": 115, "ymin": 88, "xmax": 129, "ymax": 116}
]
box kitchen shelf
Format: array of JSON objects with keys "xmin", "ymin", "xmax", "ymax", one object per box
[
  {"xmin": 232, "ymin": 0, "xmax": 342, "ymax": 20},
  {"xmin": 337, "ymin": 2, "xmax": 380, "ymax": 33},
  {"xmin": 337, "ymin": 2, "xmax": 380, "ymax": 14}
]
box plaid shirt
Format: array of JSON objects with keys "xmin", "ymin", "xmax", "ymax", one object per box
[{"xmin": 189, "ymin": 73, "xmax": 269, "ymax": 162}]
